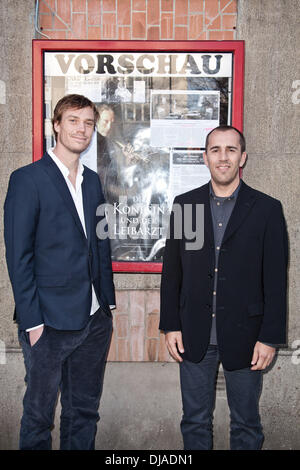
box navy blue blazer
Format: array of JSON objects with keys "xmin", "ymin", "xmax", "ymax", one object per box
[
  {"xmin": 4, "ymin": 152, "xmax": 115, "ymax": 331},
  {"xmin": 159, "ymin": 180, "xmax": 288, "ymax": 370}
]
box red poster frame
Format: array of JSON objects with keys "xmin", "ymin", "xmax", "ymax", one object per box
[{"xmin": 32, "ymin": 40, "xmax": 244, "ymax": 273}]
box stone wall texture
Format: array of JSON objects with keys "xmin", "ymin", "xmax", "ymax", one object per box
[{"xmin": 0, "ymin": 0, "xmax": 299, "ymax": 450}]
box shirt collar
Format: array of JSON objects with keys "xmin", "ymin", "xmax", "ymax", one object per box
[
  {"xmin": 47, "ymin": 147, "xmax": 84, "ymax": 179},
  {"xmin": 209, "ymin": 180, "xmax": 241, "ymax": 201}
]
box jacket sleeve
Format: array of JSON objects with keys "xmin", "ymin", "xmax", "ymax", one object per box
[
  {"xmin": 96, "ymin": 178, "xmax": 116, "ymax": 307},
  {"xmin": 258, "ymin": 200, "xmax": 288, "ymax": 344},
  {"xmin": 4, "ymin": 169, "xmax": 44, "ymax": 330},
  {"xmin": 159, "ymin": 197, "xmax": 183, "ymax": 331}
]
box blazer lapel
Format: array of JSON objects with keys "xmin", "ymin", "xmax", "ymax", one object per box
[
  {"xmin": 204, "ymin": 185, "xmax": 215, "ymax": 247},
  {"xmin": 222, "ymin": 180, "xmax": 257, "ymax": 245},
  {"xmin": 82, "ymin": 168, "xmax": 92, "ymax": 246},
  {"xmin": 195, "ymin": 184, "xmax": 214, "ymax": 247},
  {"xmin": 40, "ymin": 153, "xmax": 87, "ymax": 240}
]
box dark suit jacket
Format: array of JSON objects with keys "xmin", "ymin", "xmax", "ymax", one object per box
[
  {"xmin": 4, "ymin": 152, "xmax": 115, "ymax": 331},
  {"xmin": 159, "ymin": 180, "xmax": 288, "ymax": 370}
]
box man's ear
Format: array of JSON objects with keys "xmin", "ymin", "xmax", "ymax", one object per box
[
  {"xmin": 203, "ymin": 151, "xmax": 209, "ymax": 168},
  {"xmin": 53, "ymin": 120, "xmax": 60, "ymax": 134},
  {"xmin": 240, "ymin": 152, "xmax": 248, "ymax": 168}
]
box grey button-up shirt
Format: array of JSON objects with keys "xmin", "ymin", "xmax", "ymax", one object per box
[{"xmin": 209, "ymin": 181, "xmax": 241, "ymax": 345}]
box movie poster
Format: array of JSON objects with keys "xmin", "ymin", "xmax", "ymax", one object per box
[{"xmin": 43, "ymin": 52, "xmax": 233, "ymax": 264}]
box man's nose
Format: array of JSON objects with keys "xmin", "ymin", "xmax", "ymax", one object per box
[
  {"xmin": 219, "ymin": 150, "xmax": 228, "ymax": 160},
  {"xmin": 76, "ymin": 121, "xmax": 86, "ymax": 133}
]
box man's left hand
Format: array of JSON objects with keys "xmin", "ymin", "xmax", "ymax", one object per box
[{"xmin": 251, "ymin": 341, "xmax": 275, "ymax": 370}]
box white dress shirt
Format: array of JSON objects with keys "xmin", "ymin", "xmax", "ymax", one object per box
[{"xmin": 27, "ymin": 149, "xmax": 100, "ymax": 331}]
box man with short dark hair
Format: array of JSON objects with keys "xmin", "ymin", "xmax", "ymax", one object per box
[
  {"xmin": 4, "ymin": 94, "xmax": 115, "ymax": 450},
  {"xmin": 160, "ymin": 125, "xmax": 288, "ymax": 450}
]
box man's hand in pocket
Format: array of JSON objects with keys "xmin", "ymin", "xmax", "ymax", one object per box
[{"xmin": 29, "ymin": 325, "xmax": 44, "ymax": 346}]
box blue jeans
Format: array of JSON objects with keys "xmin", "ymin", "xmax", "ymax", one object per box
[
  {"xmin": 18, "ymin": 308, "xmax": 112, "ymax": 450},
  {"xmin": 179, "ymin": 345, "xmax": 264, "ymax": 450}
]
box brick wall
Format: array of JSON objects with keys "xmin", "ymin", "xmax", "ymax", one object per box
[
  {"xmin": 37, "ymin": 0, "xmax": 237, "ymax": 362},
  {"xmin": 107, "ymin": 290, "xmax": 171, "ymax": 362},
  {"xmin": 38, "ymin": 0, "xmax": 237, "ymax": 40}
]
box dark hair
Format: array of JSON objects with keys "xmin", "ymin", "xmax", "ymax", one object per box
[
  {"xmin": 205, "ymin": 125, "xmax": 246, "ymax": 153},
  {"xmin": 97, "ymin": 103, "xmax": 114, "ymax": 117},
  {"xmin": 52, "ymin": 94, "xmax": 100, "ymax": 140}
]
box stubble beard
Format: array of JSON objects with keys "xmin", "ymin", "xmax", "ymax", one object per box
[
  {"xmin": 60, "ymin": 133, "xmax": 91, "ymax": 156},
  {"xmin": 211, "ymin": 167, "xmax": 240, "ymax": 187}
]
